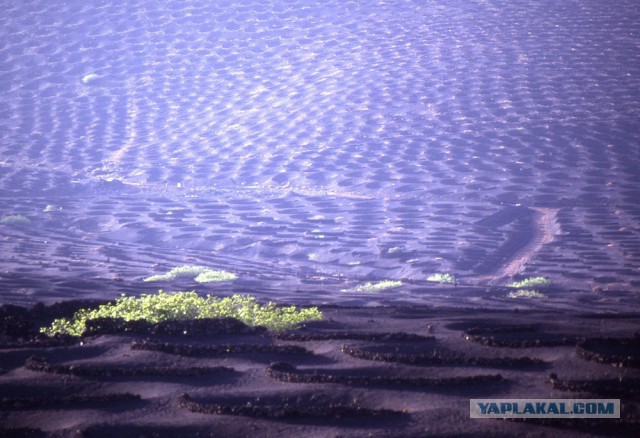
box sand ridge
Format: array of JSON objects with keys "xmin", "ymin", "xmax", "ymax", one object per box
[{"xmin": 474, "ymin": 207, "xmax": 561, "ymax": 284}]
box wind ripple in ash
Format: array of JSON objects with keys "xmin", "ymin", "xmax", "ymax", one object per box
[
  {"xmin": 1, "ymin": 0, "xmax": 640, "ymax": 298},
  {"xmin": 0, "ymin": 0, "xmax": 638, "ymax": 206}
]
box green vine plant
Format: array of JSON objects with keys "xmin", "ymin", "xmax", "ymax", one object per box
[
  {"xmin": 341, "ymin": 280, "xmax": 403, "ymax": 293},
  {"xmin": 426, "ymin": 273, "xmax": 457, "ymax": 285},
  {"xmin": 507, "ymin": 277, "xmax": 551, "ymax": 289},
  {"xmin": 0, "ymin": 214, "xmax": 31, "ymax": 226},
  {"xmin": 507, "ymin": 276, "xmax": 551, "ymax": 299},
  {"xmin": 143, "ymin": 265, "xmax": 237, "ymax": 283},
  {"xmin": 507, "ymin": 289, "xmax": 547, "ymax": 299},
  {"xmin": 40, "ymin": 291, "xmax": 323, "ymax": 336}
]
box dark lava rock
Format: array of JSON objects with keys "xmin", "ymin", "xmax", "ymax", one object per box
[
  {"xmin": 271, "ymin": 331, "xmax": 434, "ymax": 342},
  {"xmin": 131, "ymin": 339, "xmax": 311, "ymax": 357},
  {"xmin": 267, "ymin": 362, "xmax": 503, "ymax": 387},
  {"xmin": 341, "ymin": 345, "xmax": 544, "ymax": 368},
  {"xmin": 25, "ymin": 356, "xmax": 234, "ymax": 377},
  {"xmin": 177, "ymin": 393, "xmax": 402, "ymax": 419},
  {"xmin": 576, "ymin": 336, "xmax": 640, "ymax": 368},
  {"xmin": 84, "ymin": 317, "xmax": 266, "ymax": 336}
]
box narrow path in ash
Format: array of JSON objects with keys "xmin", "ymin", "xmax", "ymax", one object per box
[{"xmin": 470, "ymin": 205, "xmax": 560, "ymax": 286}]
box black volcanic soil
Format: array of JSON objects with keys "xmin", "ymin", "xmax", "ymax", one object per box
[{"xmin": 1, "ymin": 303, "xmax": 639, "ymax": 437}]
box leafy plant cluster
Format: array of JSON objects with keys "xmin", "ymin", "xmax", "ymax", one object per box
[
  {"xmin": 143, "ymin": 265, "xmax": 238, "ymax": 283},
  {"xmin": 41, "ymin": 291, "xmax": 323, "ymax": 336},
  {"xmin": 426, "ymin": 273, "xmax": 457, "ymax": 284},
  {"xmin": 507, "ymin": 289, "xmax": 547, "ymax": 299},
  {"xmin": 507, "ymin": 276, "xmax": 551, "ymax": 299},
  {"xmin": 507, "ymin": 277, "xmax": 551, "ymax": 289},
  {"xmin": 0, "ymin": 214, "xmax": 31, "ymax": 226},
  {"xmin": 341, "ymin": 280, "xmax": 403, "ymax": 293}
]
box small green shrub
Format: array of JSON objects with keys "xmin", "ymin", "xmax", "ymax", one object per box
[
  {"xmin": 0, "ymin": 214, "xmax": 31, "ymax": 226},
  {"xmin": 143, "ymin": 265, "xmax": 237, "ymax": 283},
  {"xmin": 508, "ymin": 277, "xmax": 551, "ymax": 289},
  {"xmin": 40, "ymin": 291, "xmax": 323, "ymax": 336},
  {"xmin": 508, "ymin": 289, "xmax": 547, "ymax": 299},
  {"xmin": 341, "ymin": 280, "xmax": 403, "ymax": 293},
  {"xmin": 427, "ymin": 273, "xmax": 457, "ymax": 284}
]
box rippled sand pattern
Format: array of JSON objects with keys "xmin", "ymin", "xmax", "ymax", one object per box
[{"xmin": 1, "ymin": 0, "xmax": 639, "ymax": 305}]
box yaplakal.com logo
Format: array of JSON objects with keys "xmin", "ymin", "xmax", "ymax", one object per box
[{"xmin": 470, "ymin": 399, "xmax": 620, "ymax": 419}]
